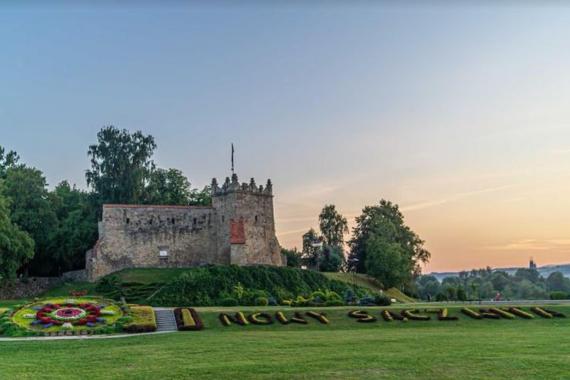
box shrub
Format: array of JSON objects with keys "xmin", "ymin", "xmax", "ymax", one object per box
[
  {"xmin": 488, "ymin": 307, "xmax": 515, "ymax": 320},
  {"xmin": 220, "ymin": 298, "xmax": 238, "ymax": 307},
  {"xmin": 255, "ymin": 297, "xmax": 269, "ymax": 307},
  {"xmin": 550, "ymin": 291, "xmax": 569, "ymax": 300},
  {"xmin": 461, "ymin": 307, "xmax": 482, "ymax": 319},
  {"xmin": 401, "ymin": 310, "xmax": 430, "ymax": 321},
  {"xmin": 437, "ymin": 308, "xmax": 458, "ymax": 321},
  {"xmin": 358, "ymin": 295, "xmax": 376, "ymax": 306},
  {"xmin": 247, "ymin": 312, "xmax": 273, "ymax": 325},
  {"xmin": 374, "ymin": 294, "xmax": 392, "ymax": 306},
  {"xmin": 531, "ymin": 307, "xmax": 553, "ymax": 319},
  {"xmin": 174, "ymin": 308, "xmax": 204, "ymax": 331},
  {"xmin": 348, "ymin": 310, "xmax": 377, "ymax": 323},
  {"xmin": 542, "ymin": 308, "xmax": 566, "ymax": 318},
  {"xmin": 508, "ymin": 307, "xmax": 534, "ymax": 319},
  {"xmin": 147, "ymin": 265, "xmax": 363, "ymax": 307},
  {"xmin": 324, "ymin": 300, "xmax": 345, "ymax": 307},
  {"xmin": 306, "ymin": 311, "xmax": 329, "ymax": 324},
  {"xmin": 123, "ymin": 306, "xmax": 157, "ymax": 333}
]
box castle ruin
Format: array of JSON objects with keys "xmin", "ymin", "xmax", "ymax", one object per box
[{"xmin": 85, "ymin": 174, "xmax": 283, "ymax": 280}]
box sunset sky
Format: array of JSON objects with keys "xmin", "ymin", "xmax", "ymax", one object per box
[{"xmin": 2, "ymin": 2, "xmax": 570, "ymax": 272}]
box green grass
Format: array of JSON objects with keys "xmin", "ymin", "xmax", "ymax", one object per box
[
  {"xmin": 323, "ymin": 272, "xmax": 416, "ymax": 303},
  {"xmin": 1, "ymin": 305, "xmax": 569, "ymax": 379}
]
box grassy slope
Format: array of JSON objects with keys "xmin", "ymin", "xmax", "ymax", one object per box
[
  {"xmin": 323, "ymin": 272, "xmax": 415, "ymax": 303},
  {"xmin": 1, "ymin": 305, "xmax": 569, "ymax": 379}
]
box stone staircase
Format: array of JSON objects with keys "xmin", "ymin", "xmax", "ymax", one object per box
[{"xmin": 154, "ymin": 308, "xmax": 178, "ymax": 332}]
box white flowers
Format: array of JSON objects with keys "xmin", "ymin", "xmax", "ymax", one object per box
[{"xmin": 62, "ymin": 322, "xmax": 73, "ymax": 329}]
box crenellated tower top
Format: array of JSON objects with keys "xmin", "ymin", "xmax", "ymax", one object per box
[{"xmin": 211, "ymin": 174, "xmax": 273, "ymax": 197}]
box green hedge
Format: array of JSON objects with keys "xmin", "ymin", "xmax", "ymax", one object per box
[{"xmin": 144, "ymin": 265, "xmax": 364, "ymax": 307}]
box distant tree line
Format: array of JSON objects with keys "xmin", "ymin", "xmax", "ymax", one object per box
[
  {"xmin": 414, "ymin": 267, "xmax": 570, "ymax": 301},
  {"xmin": 0, "ymin": 126, "xmax": 210, "ymax": 281}
]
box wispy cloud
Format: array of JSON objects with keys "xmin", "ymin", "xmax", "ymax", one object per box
[
  {"xmin": 402, "ymin": 185, "xmax": 514, "ymax": 212},
  {"xmin": 485, "ymin": 239, "xmax": 570, "ymax": 252}
]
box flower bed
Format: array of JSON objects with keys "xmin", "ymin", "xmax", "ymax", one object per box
[
  {"xmin": 123, "ymin": 306, "xmax": 157, "ymax": 333},
  {"xmin": 173, "ymin": 308, "xmax": 203, "ymax": 331},
  {"xmin": 9, "ymin": 297, "xmax": 123, "ymax": 336}
]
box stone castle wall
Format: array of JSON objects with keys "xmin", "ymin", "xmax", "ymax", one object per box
[{"xmin": 86, "ymin": 174, "xmax": 283, "ymax": 281}]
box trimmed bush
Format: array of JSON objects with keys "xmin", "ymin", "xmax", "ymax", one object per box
[
  {"xmin": 219, "ymin": 312, "xmax": 249, "ymax": 326},
  {"xmin": 531, "ymin": 307, "xmax": 553, "ymax": 319},
  {"xmin": 306, "ymin": 311, "xmax": 330, "ymax": 324},
  {"xmin": 401, "ymin": 310, "xmax": 430, "ymax": 321},
  {"xmin": 488, "ymin": 308, "xmax": 515, "ymax": 320},
  {"xmin": 174, "ymin": 308, "xmax": 204, "ymax": 331},
  {"xmin": 255, "ymin": 297, "xmax": 269, "ymax": 307},
  {"xmin": 507, "ymin": 307, "xmax": 534, "ymax": 319},
  {"xmin": 123, "ymin": 306, "xmax": 157, "ymax": 333},
  {"xmin": 542, "ymin": 308, "xmax": 566, "ymax": 318},
  {"xmin": 248, "ymin": 312, "xmax": 273, "ymax": 325},
  {"xmin": 437, "ymin": 308, "xmax": 458, "ymax": 321},
  {"xmin": 461, "ymin": 308, "xmax": 483, "ymax": 320},
  {"xmin": 348, "ymin": 310, "xmax": 377, "ymax": 323},
  {"xmin": 381, "ymin": 310, "xmax": 394, "ymax": 322}
]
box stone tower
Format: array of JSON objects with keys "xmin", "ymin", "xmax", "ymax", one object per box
[{"xmin": 211, "ymin": 173, "xmax": 282, "ymax": 266}]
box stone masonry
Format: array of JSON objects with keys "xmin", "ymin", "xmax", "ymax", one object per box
[{"xmin": 85, "ymin": 174, "xmax": 283, "ymax": 281}]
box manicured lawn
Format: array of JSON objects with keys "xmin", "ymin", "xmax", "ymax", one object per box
[{"xmin": 1, "ymin": 306, "xmax": 569, "ymax": 379}]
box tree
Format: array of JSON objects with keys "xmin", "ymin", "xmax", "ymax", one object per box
[
  {"xmin": 282, "ymin": 248, "xmax": 302, "ymax": 268},
  {"xmin": 189, "ymin": 186, "xmax": 212, "ymax": 206},
  {"xmin": 514, "ymin": 268, "xmax": 540, "ymax": 284},
  {"xmin": 546, "ymin": 272, "xmax": 570, "ymax": 292},
  {"xmin": 46, "ymin": 181, "xmax": 98, "ymax": 273},
  {"xmin": 1, "ymin": 166, "xmax": 57, "ymax": 275},
  {"xmin": 318, "ymin": 205, "xmax": 348, "ymax": 247},
  {"xmin": 348, "ymin": 200, "xmax": 430, "ymax": 285},
  {"xmin": 86, "ymin": 126, "xmax": 156, "ymax": 206},
  {"xmin": 318, "ymin": 245, "xmax": 343, "ymax": 272},
  {"xmin": 0, "ymin": 191, "xmax": 34, "ymax": 281},
  {"xmin": 302, "ymin": 228, "xmax": 322, "ymax": 269},
  {"xmin": 0, "ymin": 146, "xmax": 20, "ymax": 178},
  {"xmin": 364, "ymin": 237, "xmax": 410, "ymax": 289},
  {"xmin": 145, "ymin": 168, "xmax": 192, "ymax": 205}
]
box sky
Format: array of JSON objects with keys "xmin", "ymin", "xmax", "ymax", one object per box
[{"xmin": 1, "ymin": 2, "xmax": 570, "ymax": 273}]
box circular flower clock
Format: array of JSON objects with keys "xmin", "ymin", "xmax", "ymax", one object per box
[{"xmin": 12, "ymin": 297, "xmax": 123, "ymax": 333}]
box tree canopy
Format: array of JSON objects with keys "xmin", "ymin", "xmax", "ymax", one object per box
[{"xmin": 348, "ymin": 199, "xmax": 430, "ymax": 289}]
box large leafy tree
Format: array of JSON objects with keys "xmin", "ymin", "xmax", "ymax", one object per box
[
  {"xmin": 1, "ymin": 166, "xmax": 55, "ymax": 275},
  {"xmin": 86, "ymin": 126, "xmax": 156, "ymax": 206},
  {"xmin": 318, "ymin": 204, "xmax": 348, "ymax": 247},
  {"xmin": 0, "ymin": 146, "xmax": 21, "ymax": 178},
  {"xmin": 348, "ymin": 199, "xmax": 430, "ymax": 288},
  {"xmin": 46, "ymin": 181, "xmax": 98, "ymax": 273},
  {"xmin": 145, "ymin": 168, "xmax": 192, "ymax": 205},
  {"xmin": 302, "ymin": 228, "xmax": 322, "ymax": 269},
  {"xmin": 0, "ymin": 192, "xmax": 35, "ymax": 281}
]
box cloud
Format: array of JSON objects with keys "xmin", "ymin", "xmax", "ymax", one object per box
[
  {"xmin": 401, "ymin": 184, "xmax": 514, "ymax": 212},
  {"xmin": 485, "ymin": 239, "xmax": 570, "ymax": 252}
]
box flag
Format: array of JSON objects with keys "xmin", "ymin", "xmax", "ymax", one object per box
[{"xmin": 231, "ymin": 143, "xmax": 235, "ymax": 173}]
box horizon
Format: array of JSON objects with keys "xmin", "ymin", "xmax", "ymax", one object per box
[{"xmin": 2, "ymin": 2, "xmax": 570, "ymax": 272}]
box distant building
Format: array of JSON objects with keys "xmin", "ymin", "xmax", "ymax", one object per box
[
  {"xmin": 529, "ymin": 258, "xmax": 537, "ymax": 271},
  {"xmin": 85, "ymin": 173, "xmax": 283, "ymax": 281}
]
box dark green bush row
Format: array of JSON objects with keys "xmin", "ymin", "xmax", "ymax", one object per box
[{"xmin": 133, "ymin": 265, "xmax": 367, "ymax": 307}]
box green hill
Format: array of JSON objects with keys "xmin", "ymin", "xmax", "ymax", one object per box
[
  {"xmin": 323, "ymin": 272, "xmax": 415, "ymax": 303},
  {"xmin": 87, "ymin": 266, "xmax": 370, "ymax": 306}
]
